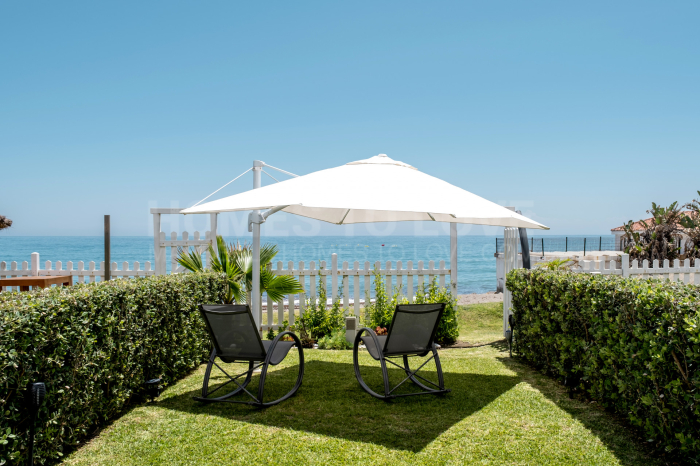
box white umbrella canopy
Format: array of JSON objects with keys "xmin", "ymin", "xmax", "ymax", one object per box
[{"xmin": 182, "ymin": 154, "xmax": 548, "ymax": 230}]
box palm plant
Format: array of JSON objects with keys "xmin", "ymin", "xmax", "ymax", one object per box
[
  {"xmin": 177, "ymin": 235, "xmax": 303, "ymax": 304},
  {"xmin": 623, "ymin": 201, "xmax": 684, "ymax": 263},
  {"xmin": 535, "ymin": 258, "xmax": 573, "ymax": 270},
  {"xmin": 681, "ymin": 191, "xmax": 700, "ymax": 260}
]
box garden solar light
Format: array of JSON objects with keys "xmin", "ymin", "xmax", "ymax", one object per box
[
  {"xmin": 25, "ymin": 382, "xmax": 46, "ymax": 466},
  {"xmin": 144, "ymin": 378, "xmax": 162, "ymax": 400}
]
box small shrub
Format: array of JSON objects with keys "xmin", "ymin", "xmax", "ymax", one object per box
[
  {"xmin": 413, "ymin": 278, "xmax": 459, "ymax": 345},
  {"xmin": 298, "ymin": 281, "xmax": 345, "ymax": 339},
  {"xmin": 362, "ymin": 267, "xmax": 406, "ymax": 329},
  {"xmin": 317, "ymin": 329, "xmax": 352, "ymax": 350}
]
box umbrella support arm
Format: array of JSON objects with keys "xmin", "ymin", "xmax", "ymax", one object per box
[
  {"xmin": 248, "ymin": 204, "xmax": 288, "ymax": 332},
  {"xmin": 247, "ymin": 205, "xmax": 289, "ymax": 232}
]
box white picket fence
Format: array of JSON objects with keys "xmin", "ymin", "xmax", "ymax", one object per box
[
  {"xmin": 0, "ymin": 253, "xmax": 153, "ymax": 291},
  {"xmin": 160, "ymin": 230, "xmax": 213, "ymax": 274},
  {"xmin": 258, "ymin": 254, "xmax": 451, "ymax": 331},
  {"xmin": 0, "ymin": 251, "xmax": 451, "ymax": 331},
  {"xmin": 580, "ymin": 254, "xmax": 700, "ymax": 283}
]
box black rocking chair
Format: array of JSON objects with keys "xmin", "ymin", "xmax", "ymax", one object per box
[
  {"xmin": 353, "ymin": 303, "xmax": 450, "ymax": 400},
  {"xmin": 193, "ymin": 304, "xmax": 304, "ymax": 407}
]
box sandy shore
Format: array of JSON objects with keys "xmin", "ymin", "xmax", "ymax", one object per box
[
  {"xmin": 261, "ymin": 292, "xmax": 504, "ymax": 310},
  {"xmin": 457, "ymin": 292, "xmax": 503, "ymax": 306}
]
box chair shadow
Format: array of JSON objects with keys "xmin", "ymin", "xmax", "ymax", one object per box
[{"xmin": 158, "ymin": 359, "xmax": 519, "ymax": 452}]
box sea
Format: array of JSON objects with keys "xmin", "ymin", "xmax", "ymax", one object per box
[{"xmin": 0, "ymin": 235, "xmax": 502, "ymax": 294}]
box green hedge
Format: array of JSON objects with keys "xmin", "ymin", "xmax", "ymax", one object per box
[
  {"xmin": 0, "ymin": 273, "xmax": 226, "ymax": 465},
  {"xmin": 506, "ymin": 269, "xmax": 700, "ymax": 456}
]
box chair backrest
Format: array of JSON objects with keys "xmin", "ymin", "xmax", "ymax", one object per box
[
  {"xmin": 383, "ymin": 303, "xmax": 446, "ymax": 356},
  {"xmin": 199, "ymin": 304, "xmax": 266, "ymax": 361}
]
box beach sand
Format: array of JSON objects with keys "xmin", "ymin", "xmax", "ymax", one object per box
[{"xmin": 457, "ymin": 292, "xmax": 503, "ymax": 306}]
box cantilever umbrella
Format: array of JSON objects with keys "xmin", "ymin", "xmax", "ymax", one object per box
[{"xmin": 182, "ymin": 154, "xmax": 548, "ymax": 326}]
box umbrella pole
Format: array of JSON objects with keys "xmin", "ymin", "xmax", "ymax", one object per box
[
  {"xmin": 252, "ymin": 222, "xmax": 261, "ymax": 330},
  {"xmin": 450, "ymin": 223, "xmax": 458, "ymax": 297},
  {"xmin": 252, "ymin": 161, "xmax": 263, "ymax": 331}
]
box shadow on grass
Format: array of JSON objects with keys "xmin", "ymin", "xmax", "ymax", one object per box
[
  {"xmin": 494, "ymin": 354, "xmax": 663, "ymax": 466},
  {"xmin": 158, "ymin": 359, "xmax": 519, "ymax": 452}
]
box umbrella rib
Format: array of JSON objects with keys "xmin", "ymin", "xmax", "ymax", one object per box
[
  {"xmin": 427, "ymin": 212, "xmax": 436, "ymax": 221},
  {"xmin": 338, "ymin": 209, "xmax": 351, "ymax": 225}
]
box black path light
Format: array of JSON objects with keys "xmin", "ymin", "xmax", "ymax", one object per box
[
  {"xmin": 144, "ymin": 378, "xmax": 162, "ymax": 401},
  {"xmin": 25, "ymin": 382, "xmax": 46, "ymax": 466}
]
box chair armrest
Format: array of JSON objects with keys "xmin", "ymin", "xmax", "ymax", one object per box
[
  {"xmin": 355, "ymin": 327, "xmax": 385, "ymax": 358},
  {"xmin": 265, "ymin": 331, "xmax": 302, "ymax": 365}
]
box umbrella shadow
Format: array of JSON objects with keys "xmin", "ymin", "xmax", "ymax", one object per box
[{"xmin": 158, "ymin": 359, "xmax": 519, "ymax": 452}]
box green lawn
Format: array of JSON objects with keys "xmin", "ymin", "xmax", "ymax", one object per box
[
  {"xmin": 64, "ymin": 304, "xmax": 659, "ymax": 466},
  {"xmin": 457, "ymin": 302, "xmax": 505, "ymax": 344}
]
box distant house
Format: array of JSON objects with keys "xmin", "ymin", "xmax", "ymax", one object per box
[{"xmin": 611, "ymin": 211, "xmax": 692, "ymax": 251}]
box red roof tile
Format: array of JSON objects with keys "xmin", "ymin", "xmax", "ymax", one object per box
[{"xmin": 611, "ymin": 211, "xmax": 693, "ymax": 232}]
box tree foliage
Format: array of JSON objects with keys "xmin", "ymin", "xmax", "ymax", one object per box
[
  {"xmin": 622, "ymin": 201, "xmax": 684, "ymax": 262},
  {"xmin": 0, "ymin": 215, "xmax": 12, "ymax": 231},
  {"xmin": 681, "ymin": 190, "xmax": 700, "ymax": 260}
]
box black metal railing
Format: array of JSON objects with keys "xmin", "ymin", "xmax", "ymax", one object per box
[{"xmin": 495, "ymin": 236, "xmax": 618, "ymax": 255}]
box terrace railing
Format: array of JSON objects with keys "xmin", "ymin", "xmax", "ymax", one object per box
[{"xmin": 496, "ymin": 236, "xmax": 618, "ymax": 254}]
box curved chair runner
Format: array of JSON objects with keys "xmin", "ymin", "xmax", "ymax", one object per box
[
  {"xmin": 353, "ymin": 303, "xmax": 450, "ymax": 400},
  {"xmin": 194, "ymin": 304, "xmax": 304, "ymax": 407}
]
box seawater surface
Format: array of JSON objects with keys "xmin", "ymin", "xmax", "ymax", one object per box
[{"xmin": 0, "ymin": 235, "xmax": 501, "ymax": 294}]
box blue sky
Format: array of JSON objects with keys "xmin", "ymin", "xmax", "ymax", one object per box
[{"xmin": 1, "ymin": 1, "xmax": 698, "ymax": 237}]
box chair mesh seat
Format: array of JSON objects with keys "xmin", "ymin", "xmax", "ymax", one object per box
[
  {"xmin": 384, "ymin": 304, "xmax": 444, "ymax": 356},
  {"xmin": 262, "ymin": 340, "xmax": 296, "ymax": 365},
  {"xmin": 201, "ymin": 305, "xmax": 266, "ymax": 362},
  {"xmin": 360, "ymin": 335, "xmax": 387, "ymax": 360}
]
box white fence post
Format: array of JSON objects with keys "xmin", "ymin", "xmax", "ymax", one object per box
[
  {"xmin": 153, "ymin": 212, "xmax": 165, "ymax": 275},
  {"xmin": 353, "ymin": 260, "xmax": 361, "ymax": 317},
  {"xmin": 31, "ymin": 252, "xmax": 39, "ymax": 277},
  {"xmin": 503, "ymin": 227, "xmax": 519, "ymax": 337},
  {"xmin": 208, "ymin": 213, "xmax": 218, "ymax": 269},
  {"xmin": 331, "ymin": 253, "xmax": 338, "ymax": 304}
]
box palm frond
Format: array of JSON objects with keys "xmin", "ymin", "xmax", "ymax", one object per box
[
  {"xmin": 261, "ymin": 269, "xmax": 304, "ymax": 302},
  {"xmin": 176, "ymin": 246, "xmax": 204, "ymax": 272},
  {"xmin": 259, "ymin": 243, "xmax": 279, "ymax": 265}
]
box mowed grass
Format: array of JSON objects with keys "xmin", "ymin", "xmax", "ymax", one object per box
[
  {"xmin": 457, "ymin": 302, "xmax": 505, "ymax": 343},
  {"xmin": 64, "ymin": 304, "xmax": 659, "ymax": 466}
]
